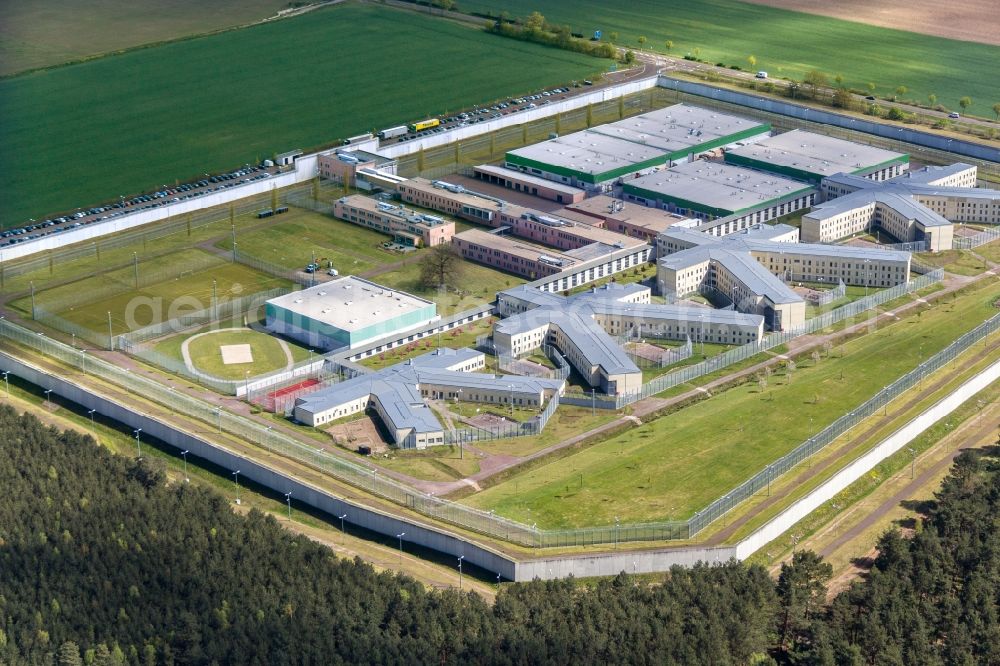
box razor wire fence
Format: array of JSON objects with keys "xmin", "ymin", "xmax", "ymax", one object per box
[{"xmin": 1, "ymin": 306, "xmax": 997, "ymax": 547}]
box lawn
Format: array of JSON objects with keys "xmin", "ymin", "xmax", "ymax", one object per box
[
  {"xmin": 973, "ymin": 238, "xmax": 1000, "ymax": 265},
  {"xmin": 153, "ymin": 324, "xmax": 312, "ymax": 380},
  {"xmin": 224, "ymin": 207, "xmax": 403, "ymax": 277},
  {"xmin": 184, "ymin": 328, "xmax": 297, "ymax": 381},
  {"xmin": 1, "ymin": 3, "xmax": 602, "ymax": 225},
  {"xmin": 460, "ymin": 0, "xmax": 1000, "ymax": 116},
  {"xmin": 0, "ymin": 0, "xmax": 288, "ymax": 76},
  {"xmin": 16, "ymin": 249, "xmax": 289, "ymax": 336},
  {"xmin": 358, "ymin": 317, "xmax": 496, "ymax": 370},
  {"xmin": 461, "ymin": 278, "xmax": 1000, "ymax": 528},
  {"xmin": 373, "ymin": 259, "xmax": 526, "ymax": 315},
  {"xmin": 915, "ymin": 249, "xmax": 991, "ymax": 276}
]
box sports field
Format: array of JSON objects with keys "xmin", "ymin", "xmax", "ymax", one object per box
[
  {"xmin": 0, "ymin": 0, "xmax": 288, "ymax": 76},
  {"xmin": 462, "ymin": 279, "xmax": 1000, "ymax": 528},
  {"xmin": 460, "ymin": 0, "xmax": 1000, "ymax": 116},
  {"xmin": 0, "ymin": 3, "xmax": 601, "ymax": 226},
  {"xmin": 154, "ymin": 327, "xmax": 310, "ymax": 381},
  {"xmin": 16, "ymin": 249, "xmax": 290, "ymax": 337}
]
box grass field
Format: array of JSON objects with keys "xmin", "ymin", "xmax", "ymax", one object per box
[
  {"xmin": 914, "ymin": 248, "xmax": 992, "ymax": 276},
  {"xmin": 0, "ymin": 3, "xmax": 601, "ymax": 226},
  {"xmin": 14, "ymin": 249, "xmax": 290, "ymax": 336},
  {"xmin": 460, "ymin": 0, "xmax": 1000, "ymax": 116},
  {"xmin": 223, "ymin": 207, "xmax": 403, "ymax": 277},
  {"xmin": 0, "ymin": 0, "xmax": 288, "ymax": 76},
  {"xmin": 152, "ymin": 326, "xmax": 312, "ymax": 380},
  {"xmin": 228, "ymin": 207, "xmax": 523, "ymax": 313},
  {"xmin": 461, "ymin": 279, "xmax": 1000, "ymax": 528}
]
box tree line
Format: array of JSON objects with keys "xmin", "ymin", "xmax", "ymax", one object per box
[{"xmin": 1, "ymin": 403, "xmax": 998, "ymax": 664}]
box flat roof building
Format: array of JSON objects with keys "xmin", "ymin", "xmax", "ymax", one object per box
[
  {"xmin": 333, "ymin": 195, "xmax": 454, "ymax": 247},
  {"xmin": 319, "ymin": 149, "xmax": 397, "ymax": 188},
  {"xmin": 452, "ymin": 229, "xmax": 581, "ymax": 279},
  {"xmin": 472, "ymin": 164, "xmax": 586, "ymax": 204},
  {"xmin": 623, "ymin": 161, "xmax": 816, "ymax": 220},
  {"xmin": 724, "ymin": 129, "xmax": 909, "ymax": 184},
  {"xmin": 266, "ymin": 277, "xmax": 438, "ymax": 351},
  {"xmin": 504, "ymin": 104, "xmax": 770, "ymax": 192},
  {"xmin": 555, "ymin": 195, "xmax": 693, "ymax": 244},
  {"xmin": 293, "ymin": 347, "xmax": 564, "ymax": 448}
]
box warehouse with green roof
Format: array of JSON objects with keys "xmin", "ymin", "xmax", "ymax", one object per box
[
  {"xmin": 622, "ymin": 161, "xmax": 817, "ymax": 222},
  {"xmin": 723, "ymin": 129, "xmax": 909, "ymax": 184},
  {"xmin": 504, "ymin": 104, "xmax": 770, "ymax": 192}
]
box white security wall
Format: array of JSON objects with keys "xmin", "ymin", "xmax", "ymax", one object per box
[
  {"xmin": 735, "ymin": 357, "xmax": 1000, "ymax": 560},
  {"xmin": 375, "ymin": 77, "xmax": 661, "ymax": 159}
]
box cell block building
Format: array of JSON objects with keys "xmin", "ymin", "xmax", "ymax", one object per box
[{"xmin": 494, "ymin": 282, "xmax": 765, "ymax": 395}]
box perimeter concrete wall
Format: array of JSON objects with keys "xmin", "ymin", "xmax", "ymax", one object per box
[
  {"xmin": 375, "ymin": 77, "xmax": 661, "ymax": 159},
  {"xmin": 735, "ymin": 357, "xmax": 1000, "ymax": 559},
  {"xmin": 0, "ymin": 350, "xmax": 517, "ymax": 581},
  {"xmin": 3, "ymin": 326, "xmax": 997, "ymax": 581},
  {"xmin": 658, "ymin": 76, "xmax": 1000, "ymax": 163}
]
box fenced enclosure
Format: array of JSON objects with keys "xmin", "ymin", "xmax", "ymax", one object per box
[
  {"xmin": 954, "ymin": 225, "xmax": 1000, "ymax": 250},
  {"xmin": 1, "ymin": 302, "xmax": 995, "ymax": 547}
]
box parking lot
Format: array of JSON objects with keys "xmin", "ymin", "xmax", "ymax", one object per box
[
  {"xmin": 381, "ymin": 84, "xmax": 587, "ymax": 146},
  {"xmin": 1, "ymin": 163, "xmax": 279, "ymax": 248}
]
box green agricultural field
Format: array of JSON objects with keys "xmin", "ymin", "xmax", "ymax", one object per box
[
  {"xmin": 461, "ymin": 0, "xmax": 1000, "ymax": 116},
  {"xmin": 15, "ymin": 249, "xmax": 290, "ymax": 336},
  {"xmin": 462, "ymin": 279, "xmax": 1000, "ymax": 528},
  {"xmin": 0, "ymin": 3, "xmax": 602, "ymax": 226},
  {"xmin": 0, "ymin": 0, "xmax": 288, "ymax": 76}
]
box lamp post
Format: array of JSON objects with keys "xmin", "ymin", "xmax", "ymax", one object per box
[
  {"xmin": 80, "ymin": 349, "xmax": 87, "ymax": 375},
  {"xmin": 232, "ymin": 470, "xmax": 241, "ymax": 504},
  {"xmin": 396, "ymin": 532, "xmax": 406, "ymax": 563},
  {"xmin": 284, "ymin": 492, "xmax": 292, "ymax": 520},
  {"xmin": 591, "ymin": 388, "xmax": 596, "ymax": 417},
  {"xmin": 908, "ymin": 447, "xmax": 916, "ymax": 480},
  {"xmin": 88, "ymin": 409, "xmax": 96, "ymax": 427},
  {"xmin": 338, "ymin": 513, "xmax": 347, "ymax": 538},
  {"xmin": 614, "ymin": 516, "xmax": 620, "ymax": 549},
  {"xmin": 214, "ymin": 407, "xmax": 222, "ymax": 433},
  {"xmin": 43, "ymin": 389, "xmax": 52, "ymax": 408},
  {"xmin": 508, "ymin": 383, "xmax": 514, "ymax": 416},
  {"xmin": 1, "ymin": 371, "xmax": 8, "ymax": 396},
  {"xmin": 457, "ymin": 555, "xmax": 465, "ymax": 590},
  {"xmin": 181, "ymin": 450, "xmax": 189, "ymax": 482},
  {"xmin": 133, "ymin": 428, "xmax": 142, "ymax": 459}
]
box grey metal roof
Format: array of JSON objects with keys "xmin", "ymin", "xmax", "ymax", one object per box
[
  {"xmin": 628, "ymin": 161, "xmax": 814, "ymax": 212},
  {"xmin": 726, "ymin": 129, "xmax": 907, "ymax": 177},
  {"xmin": 294, "ymin": 347, "xmax": 563, "ymax": 436},
  {"xmin": 807, "ymin": 187, "xmax": 953, "ymax": 228}
]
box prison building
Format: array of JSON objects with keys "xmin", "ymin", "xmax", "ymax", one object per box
[
  {"xmin": 622, "ymin": 160, "xmax": 817, "ymax": 224},
  {"xmin": 472, "ymin": 164, "xmax": 586, "ymax": 204},
  {"xmin": 293, "ymin": 347, "xmax": 564, "ymax": 447},
  {"xmin": 553, "ymin": 195, "xmax": 693, "ymax": 245},
  {"xmin": 493, "ymin": 283, "xmax": 764, "ymax": 395},
  {"xmin": 802, "ymin": 164, "xmax": 998, "ymax": 250},
  {"xmin": 657, "ymin": 225, "xmax": 911, "ymax": 331},
  {"xmin": 504, "ymin": 104, "xmax": 770, "ymax": 192},
  {"xmin": 724, "ymin": 129, "xmax": 909, "ymax": 184},
  {"xmin": 318, "ymin": 150, "xmax": 398, "ymax": 188},
  {"xmin": 333, "ymin": 195, "xmax": 454, "ymax": 247},
  {"xmin": 452, "ymin": 229, "xmax": 581, "ymax": 279},
  {"xmin": 494, "ymin": 206, "xmax": 648, "ymax": 252},
  {"xmin": 397, "ymin": 178, "xmax": 506, "ymax": 226}
]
